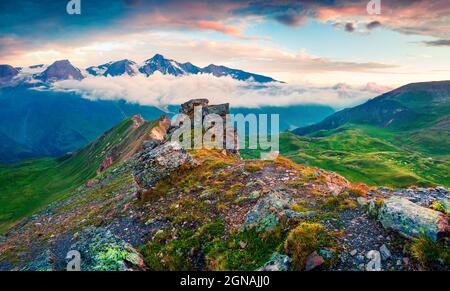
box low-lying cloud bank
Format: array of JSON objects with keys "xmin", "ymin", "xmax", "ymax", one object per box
[{"xmin": 51, "ymin": 73, "xmax": 390, "ymax": 110}]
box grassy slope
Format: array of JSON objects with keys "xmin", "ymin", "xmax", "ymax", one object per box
[
  {"xmin": 279, "ymin": 82, "xmax": 450, "ymax": 188},
  {"xmin": 276, "ymin": 125, "xmax": 449, "ymax": 188},
  {"xmin": 0, "ymin": 118, "xmax": 151, "ymax": 233}
]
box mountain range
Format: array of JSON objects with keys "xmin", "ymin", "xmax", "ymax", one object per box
[
  {"xmin": 0, "ymin": 55, "xmax": 331, "ymax": 163},
  {"xmin": 1, "ymin": 54, "xmax": 277, "ymax": 84}
]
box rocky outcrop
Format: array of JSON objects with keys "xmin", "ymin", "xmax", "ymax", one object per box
[
  {"xmin": 322, "ymin": 170, "xmax": 350, "ymax": 195},
  {"xmin": 131, "ymin": 114, "xmax": 145, "ymax": 129},
  {"xmin": 69, "ymin": 227, "xmax": 145, "ymax": 271},
  {"xmin": 244, "ymin": 190, "xmax": 312, "ymax": 231},
  {"xmin": 378, "ymin": 197, "xmax": 449, "ymax": 241},
  {"xmin": 377, "ymin": 187, "xmax": 449, "ymax": 208},
  {"xmin": 133, "ymin": 141, "xmax": 198, "ymax": 199},
  {"xmin": 177, "ymin": 99, "xmax": 239, "ymax": 155},
  {"xmin": 97, "ymin": 115, "xmax": 171, "ymax": 175}
]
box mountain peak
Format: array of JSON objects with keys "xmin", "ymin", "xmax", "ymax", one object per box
[
  {"xmin": 150, "ymin": 53, "xmax": 166, "ymax": 61},
  {"xmin": 35, "ymin": 59, "xmax": 84, "ymax": 82},
  {"xmin": 0, "ymin": 64, "xmax": 20, "ymax": 82}
]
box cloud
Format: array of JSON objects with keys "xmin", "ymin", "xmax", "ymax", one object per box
[
  {"xmin": 423, "ymin": 39, "xmax": 450, "ymax": 47},
  {"xmin": 49, "ymin": 73, "xmax": 385, "ymax": 110},
  {"xmin": 344, "ymin": 22, "xmax": 355, "ymax": 33},
  {"xmin": 366, "ymin": 21, "xmax": 382, "ymax": 30}
]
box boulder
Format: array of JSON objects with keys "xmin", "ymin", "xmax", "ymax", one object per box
[
  {"xmin": 256, "ymin": 253, "xmax": 291, "ymax": 271},
  {"xmin": 243, "ymin": 190, "xmax": 306, "ymax": 231},
  {"xmin": 133, "ymin": 141, "xmax": 198, "ymax": 196},
  {"xmin": 378, "ymin": 197, "xmax": 449, "ymax": 241},
  {"xmin": 305, "ymin": 251, "xmax": 324, "ymax": 271},
  {"xmin": 379, "ymin": 244, "xmax": 391, "ymax": 260},
  {"xmin": 322, "ymin": 171, "xmax": 350, "ymax": 195},
  {"xmin": 131, "ymin": 114, "xmax": 145, "ymax": 129},
  {"xmin": 69, "ymin": 227, "xmax": 145, "ymax": 271},
  {"xmin": 180, "ymin": 99, "xmax": 209, "ymax": 118}
]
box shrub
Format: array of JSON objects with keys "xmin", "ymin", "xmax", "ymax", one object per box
[
  {"xmin": 408, "ymin": 237, "xmax": 450, "ymax": 268},
  {"xmin": 284, "ymin": 222, "xmax": 327, "ymax": 270},
  {"xmin": 244, "ymin": 164, "xmax": 262, "ymax": 172}
]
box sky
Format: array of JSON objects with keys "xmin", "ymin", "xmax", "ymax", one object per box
[{"xmin": 1, "ymin": 0, "xmax": 449, "ymax": 89}]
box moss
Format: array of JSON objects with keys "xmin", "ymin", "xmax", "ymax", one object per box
[
  {"xmin": 206, "ymin": 226, "xmax": 285, "ymax": 271},
  {"xmin": 284, "ymin": 222, "xmax": 332, "ymax": 270},
  {"xmin": 431, "ymin": 201, "xmax": 446, "ymax": 214},
  {"xmin": 140, "ymin": 218, "xmax": 286, "ymax": 271},
  {"xmin": 320, "ymin": 195, "xmax": 356, "ymax": 212},
  {"xmin": 407, "ymin": 237, "xmax": 450, "ymax": 269},
  {"xmin": 140, "ymin": 219, "xmax": 225, "ymax": 271},
  {"xmin": 287, "ymin": 181, "xmax": 305, "ymax": 187},
  {"xmin": 290, "ymin": 204, "xmax": 309, "ymax": 213},
  {"xmin": 244, "ymin": 163, "xmax": 263, "ymax": 172}
]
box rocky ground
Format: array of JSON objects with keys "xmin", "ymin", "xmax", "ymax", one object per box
[{"xmin": 0, "ymin": 99, "xmax": 448, "ymax": 271}]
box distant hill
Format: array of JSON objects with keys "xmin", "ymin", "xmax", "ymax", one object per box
[
  {"xmin": 294, "ymin": 81, "xmax": 450, "ymax": 136},
  {"xmin": 280, "ymin": 81, "xmax": 450, "ymax": 188}
]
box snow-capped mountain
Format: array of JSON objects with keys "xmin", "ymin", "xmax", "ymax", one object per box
[
  {"xmin": 88, "ymin": 54, "xmax": 277, "ymax": 82},
  {"xmin": 0, "ymin": 65, "xmax": 20, "ymax": 82},
  {"xmin": 1, "ymin": 54, "xmax": 278, "ymax": 84},
  {"xmin": 87, "ymin": 59, "xmax": 139, "ymax": 77},
  {"xmin": 201, "ymin": 64, "xmax": 275, "ymax": 83},
  {"xmin": 34, "ymin": 60, "xmax": 84, "ymax": 82},
  {"xmin": 138, "ymin": 54, "xmax": 197, "ymax": 76}
]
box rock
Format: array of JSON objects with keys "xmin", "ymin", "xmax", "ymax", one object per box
[
  {"xmin": 357, "ymin": 197, "xmax": 368, "ymax": 207},
  {"xmin": 131, "ymin": 114, "xmax": 145, "ymax": 129},
  {"xmin": 365, "ymin": 250, "xmax": 381, "ymax": 271},
  {"xmin": 379, "ymin": 244, "xmax": 391, "ymax": 260},
  {"xmin": 323, "ymin": 171, "xmax": 350, "ymax": 195},
  {"xmin": 350, "ymin": 249, "xmax": 357, "ymax": 256},
  {"xmin": 305, "ymin": 251, "xmax": 324, "ymax": 271},
  {"xmin": 97, "ymin": 154, "xmax": 113, "ymax": 174},
  {"xmin": 367, "ymin": 200, "xmax": 378, "ymax": 218},
  {"xmin": 86, "ymin": 179, "xmax": 98, "ymax": 188},
  {"xmin": 180, "ymin": 99, "xmax": 209, "ymax": 118},
  {"xmin": 243, "ymin": 190, "xmax": 301, "ymax": 231},
  {"xmin": 205, "ymin": 103, "xmax": 229, "ymax": 119},
  {"xmin": 249, "ymin": 190, "xmax": 261, "ymax": 199},
  {"xmin": 22, "ymin": 250, "xmax": 53, "ymax": 271},
  {"xmin": 378, "ymin": 197, "xmax": 449, "ymax": 241},
  {"xmin": 319, "ymin": 249, "xmax": 334, "ymax": 259},
  {"xmin": 70, "ymin": 227, "xmax": 145, "ymax": 271},
  {"xmin": 143, "ymin": 140, "xmax": 160, "ymax": 150},
  {"xmin": 133, "ymin": 141, "xmax": 198, "ymax": 197},
  {"xmin": 256, "ymin": 253, "xmax": 291, "ymax": 271}
]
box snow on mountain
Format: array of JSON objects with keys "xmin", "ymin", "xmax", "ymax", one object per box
[{"xmin": 3, "ymin": 54, "xmax": 277, "ymax": 84}]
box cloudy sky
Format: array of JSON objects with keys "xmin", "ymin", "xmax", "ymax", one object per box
[{"xmin": 1, "ymin": 0, "xmax": 449, "ymax": 89}]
